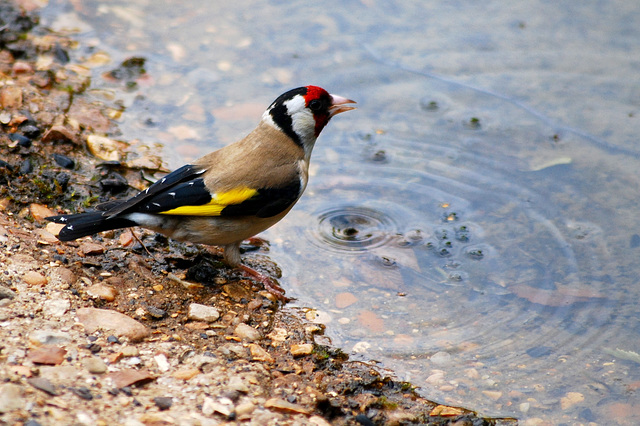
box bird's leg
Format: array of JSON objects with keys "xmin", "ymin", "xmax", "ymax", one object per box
[{"xmin": 238, "ymin": 264, "xmax": 291, "ymax": 302}]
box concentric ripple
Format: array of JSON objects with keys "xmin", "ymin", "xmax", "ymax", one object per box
[{"xmin": 314, "ymin": 206, "xmax": 397, "ymax": 251}]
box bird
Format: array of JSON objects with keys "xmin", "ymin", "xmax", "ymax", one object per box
[{"xmin": 46, "ymin": 85, "xmax": 356, "ymax": 300}]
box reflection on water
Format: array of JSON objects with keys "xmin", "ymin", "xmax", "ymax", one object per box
[{"xmin": 42, "ymin": 0, "xmax": 640, "ymax": 423}]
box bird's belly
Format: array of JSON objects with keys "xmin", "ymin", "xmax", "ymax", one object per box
[{"xmin": 127, "ymin": 212, "xmax": 289, "ymax": 246}]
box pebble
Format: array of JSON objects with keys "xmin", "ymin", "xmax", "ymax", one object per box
[
  {"xmin": 290, "ymin": 343, "xmax": 314, "ymax": 357},
  {"xmin": 29, "ymin": 330, "xmax": 71, "ymax": 346},
  {"xmin": 153, "ymin": 396, "xmax": 173, "ymax": 410},
  {"xmin": 52, "ymin": 153, "xmax": 75, "ymax": 169},
  {"xmin": 429, "ymin": 405, "xmax": 465, "ymax": 416},
  {"xmin": 0, "ymin": 86, "xmax": 22, "ymax": 109},
  {"xmin": 41, "ymin": 125, "xmax": 78, "ymax": 145},
  {"xmin": 482, "ymin": 390, "xmax": 503, "ymax": 401},
  {"xmin": 86, "ymin": 135, "xmax": 124, "ymax": 162},
  {"xmin": 87, "ymin": 283, "xmax": 118, "ymax": 302},
  {"xmin": 187, "ymin": 303, "xmax": 220, "ymax": 322},
  {"xmin": 335, "ymin": 292, "xmax": 358, "ymax": 308},
  {"xmin": 202, "ymin": 396, "xmax": 234, "ymax": 416},
  {"xmin": 560, "ymin": 391, "xmax": 584, "ymax": 410},
  {"xmin": 172, "ymin": 368, "xmax": 200, "ymax": 381},
  {"xmin": 249, "ymin": 343, "xmax": 274, "ymax": 363},
  {"xmin": 154, "ymin": 354, "xmax": 170, "ymax": 372},
  {"xmin": 22, "ymin": 271, "xmax": 48, "ymax": 286},
  {"xmin": 108, "ymin": 368, "xmax": 154, "ymax": 388},
  {"xmin": 234, "ymin": 323, "xmax": 262, "ymax": 341},
  {"xmin": 83, "ymin": 357, "xmax": 107, "ymax": 374},
  {"xmin": 43, "ymin": 298, "xmax": 70, "ymax": 317},
  {"xmin": 0, "ymin": 383, "xmax": 24, "ymax": 413},
  {"xmin": 264, "ymin": 398, "xmax": 310, "ymax": 414},
  {"xmin": 46, "ymin": 222, "xmax": 66, "ymax": 238},
  {"xmin": 357, "ymin": 310, "xmax": 384, "ymax": 332},
  {"xmin": 430, "ymin": 351, "xmax": 453, "ymax": 366},
  {"xmin": 235, "ymin": 401, "xmax": 256, "ymax": 418},
  {"xmin": 28, "ymin": 345, "xmax": 67, "ymax": 365},
  {"xmin": 79, "ymin": 242, "xmax": 105, "ymax": 255},
  {"xmin": 26, "ymin": 377, "xmax": 58, "ymax": 396},
  {"xmin": 29, "ymin": 204, "xmax": 55, "ymax": 222},
  {"xmin": 227, "ymin": 375, "xmax": 250, "ymax": 393},
  {"xmin": 121, "ymin": 346, "xmax": 140, "ymax": 357},
  {"xmin": 77, "ymin": 307, "xmax": 150, "ymax": 342}
]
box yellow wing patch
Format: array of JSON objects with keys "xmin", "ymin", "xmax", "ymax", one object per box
[{"xmin": 159, "ymin": 187, "xmax": 259, "ymax": 216}]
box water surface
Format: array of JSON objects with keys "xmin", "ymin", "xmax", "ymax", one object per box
[{"xmin": 42, "ymin": 1, "xmax": 640, "ymax": 423}]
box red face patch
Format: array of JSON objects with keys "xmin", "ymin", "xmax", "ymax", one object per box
[{"xmin": 304, "ymin": 85, "xmax": 332, "ymax": 136}]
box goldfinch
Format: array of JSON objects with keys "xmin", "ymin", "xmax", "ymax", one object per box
[{"xmin": 47, "ymin": 86, "xmax": 355, "ymax": 300}]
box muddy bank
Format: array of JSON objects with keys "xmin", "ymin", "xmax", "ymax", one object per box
[{"xmin": 0, "ymin": 2, "xmax": 516, "ymax": 425}]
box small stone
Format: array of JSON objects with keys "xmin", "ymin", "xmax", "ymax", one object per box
[
  {"xmin": 28, "ymin": 345, "xmax": 67, "ymax": 365},
  {"xmin": 290, "ymin": 343, "xmax": 314, "ymax": 357},
  {"xmin": 79, "ymin": 242, "xmax": 105, "ymax": 255},
  {"xmin": 42, "ymin": 125, "xmax": 78, "ymax": 145},
  {"xmin": 29, "ymin": 330, "xmax": 71, "ymax": 345},
  {"xmin": 108, "ymin": 369, "xmax": 154, "ymax": 388},
  {"xmin": 70, "ymin": 387, "xmax": 93, "ymax": 400},
  {"xmin": 560, "ymin": 391, "xmax": 584, "ymax": 410},
  {"xmin": 0, "ymin": 383, "xmax": 24, "ymax": 412},
  {"xmin": 0, "ymin": 86, "xmax": 22, "ymax": 109},
  {"xmin": 121, "ymin": 346, "xmax": 140, "ymax": 357},
  {"xmin": 27, "ymin": 377, "xmax": 58, "ymax": 395},
  {"xmin": 202, "ymin": 397, "xmax": 234, "ymax": 416},
  {"xmin": 249, "ymin": 344, "xmax": 274, "ymax": 363},
  {"xmin": 430, "ymin": 351, "xmax": 453, "ymax": 366},
  {"xmin": 86, "ymin": 283, "xmax": 118, "ymax": 302},
  {"xmin": 0, "ymin": 286, "xmax": 16, "ymax": 300},
  {"xmin": 482, "ymin": 390, "xmax": 503, "ymax": 401},
  {"xmin": 264, "ymin": 398, "xmax": 311, "ymax": 414},
  {"xmin": 234, "ymin": 323, "xmax": 262, "ymax": 341},
  {"xmin": 154, "ymin": 354, "xmax": 170, "ymax": 372},
  {"xmin": 154, "ymin": 396, "xmax": 173, "ymax": 410},
  {"xmin": 83, "ymin": 357, "xmax": 107, "ymax": 374},
  {"xmin": 308, "ymin": 415, "xmax": 333, "ymax": 426},
  {"xmin": 235, "ymin": 401, "xmax": 256, "ymax": 418},
  {"xmin": 29, "ymin": 204, "xmax": 55, "ymax": 222},
  {"xmin": 429, "ymin": 405, "xmax": 466, "ymax": 416},
  {"xmin": 37, "ymin": 229, "xmax": 59, "ymax": 244},
  {"xmin": 335, "ymin": 292, "xmax": 358, "ymax": 308},
  {"xmin": 172, "ymin": 368, "xmax": 200, "ymax": 381},
  {"xmin": 187, "ymin": 303, "xmax": 220, "ymax": 322},
  {"xmin": 52, "ymin": 153, "xmax": 75, "ymax": 169},
  {"xmin": 43, "ymin": 298, "xmax": 70, "ymax": 317},
  {"xmin": 227, "ymin": 375, "xmax": 250, "ymax": 393},
  {"xmin": 77, "ymin": 307, "xmax": 150, "ymax": 342},
  {"xmin": 22, "ymin": 271, "xmax": 48, "ymax": 286},
  {"xmin": 86, "ymin": 135, "xmax": 126, "ymax": 162},
  {"xmin": 46, "ymin": 222, "xmax": 66, "ymax": 237}
]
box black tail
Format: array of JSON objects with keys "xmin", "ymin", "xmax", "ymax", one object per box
[{"xmin": 46, "ymin": 212, "xmax": 137, "ymax": 241}]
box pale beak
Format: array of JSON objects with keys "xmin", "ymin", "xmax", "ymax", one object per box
[{"xmin": 329, "ymin": 94, "xmax": 357, "ymax": 117}]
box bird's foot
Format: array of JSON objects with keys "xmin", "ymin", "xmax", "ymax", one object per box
[{"xmin": 239, "ymin": 264, "xmax": 291, "ymax": 302}]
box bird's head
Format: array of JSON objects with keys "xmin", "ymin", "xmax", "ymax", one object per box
[{"xmin": 263, "ymin": 85, "xmax": 356, "ymax": 157}]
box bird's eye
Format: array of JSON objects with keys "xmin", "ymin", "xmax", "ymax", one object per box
[{"xmin": 308, "ymin": 99, "xmax": 322, "ymax": 112}]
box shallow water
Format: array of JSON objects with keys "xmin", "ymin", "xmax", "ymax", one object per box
[{"xmin": 42, "ymin": 0, "xmax": 640, "ymax": 423}]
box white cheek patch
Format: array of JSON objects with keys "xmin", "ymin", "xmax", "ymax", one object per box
[{"xmin": 284, "ymin": 96, "xmax": 315, "ymax": 140}]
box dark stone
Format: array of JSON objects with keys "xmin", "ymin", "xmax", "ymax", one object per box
[
  {"xmin": 9, "ymin": 133, "xmax": 32, "ymax": 147},
  {"xmin": 19, "ymin": 124, "xmax": 40, "ymax": 139},
  {"xmin": 153, "ymin": 396, "xmax": 173, "ymax": 411},
  {"xmin": 19, "ymin": 159, "xmax": 32, "ymax": 175},
  {"xmin": 52, "ymin": 153, "xmax": 75, "ymax": 169},
  {"xmin": 526, "ymin": 346, "xmax": 552, "ymax": 358},
  {"xmin": 107, "ymin": 335, "xmax": 121, "ymax": 344},
  {"xmin": 71, "ymin": 387, "xmax": 93, "ymax": 400}
]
